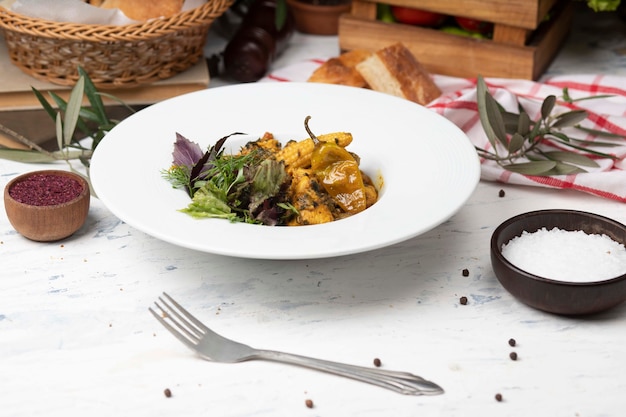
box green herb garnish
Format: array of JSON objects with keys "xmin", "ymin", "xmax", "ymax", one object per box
[{"xmin": 162, "ymin": 133, "xmax": 293, "ymax": 225}]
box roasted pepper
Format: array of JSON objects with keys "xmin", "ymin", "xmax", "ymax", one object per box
[{"xmin": 306, "ymin": 117, "xmax": 367, "ymax": 215}]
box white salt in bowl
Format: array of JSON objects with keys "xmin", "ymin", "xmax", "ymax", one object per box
[{"xmin": 491, "ymin": 209, "xmax": 626, "ymax": 315}]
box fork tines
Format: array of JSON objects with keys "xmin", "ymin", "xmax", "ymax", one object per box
[{"xmin": 149, "ymin": 292, "xmax": 206, "ymax": 348}]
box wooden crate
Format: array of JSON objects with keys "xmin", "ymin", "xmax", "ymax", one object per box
[{"xmin": 338, "ymin": 0, "xmax": 573, "ymax": 80}]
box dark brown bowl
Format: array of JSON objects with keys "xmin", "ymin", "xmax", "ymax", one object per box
[
  {"xmin": 4, "ymin": 170, "xmax": 90, "ymax": 242},
  {"xmin": 491, "ymin": 209, "xmax": 626, "ymax": 316}
]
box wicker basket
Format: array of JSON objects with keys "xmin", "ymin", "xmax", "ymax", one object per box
[{"xmin": 0, "ymin": 0, "xmax": 233, "ymax": 89}]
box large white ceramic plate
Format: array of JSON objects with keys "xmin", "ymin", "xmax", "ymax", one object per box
[{"xmin": 91, "ymin": 82, "xmax": 479, "ymax": 259}]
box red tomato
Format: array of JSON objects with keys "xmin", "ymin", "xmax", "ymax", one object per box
[
  {"xmin": 390, "ymin": 6, "xmax": 447, "ymax": 27},
  {"xmin": 454, "ymin": 16, "xmax": 494, "ymax": 35}
]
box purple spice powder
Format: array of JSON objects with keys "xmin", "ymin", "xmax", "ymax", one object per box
[{"xmin": 9, "ymin": 174, "xmax": 83, "ymax": 206}]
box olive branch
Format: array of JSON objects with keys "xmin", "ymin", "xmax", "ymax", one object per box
[
  {"xmin": 475, "ymin": 75, "xmax": 624, "ymax": 176},
  {"xmin": 0, "ymin": 67, "xmax": 125, "ymax": 172}
]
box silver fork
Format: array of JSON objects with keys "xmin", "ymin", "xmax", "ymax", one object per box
[{"xmin": 149, "ymin": 292, "xmax": 444, "ymax": 396}]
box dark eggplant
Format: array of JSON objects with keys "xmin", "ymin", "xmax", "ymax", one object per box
[{"xmin": 223, "ymin": 0, "xmax": 295, "ymax": 82}]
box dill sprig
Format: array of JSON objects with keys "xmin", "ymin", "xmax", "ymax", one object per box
[{"xmin": 201, "ymin": 151, "xmax": 259, "ymax": 196}]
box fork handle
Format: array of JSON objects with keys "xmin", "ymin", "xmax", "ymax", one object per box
[{"xmin": 251, "ymin": 349, "xmax": 443, "ymax": 396}]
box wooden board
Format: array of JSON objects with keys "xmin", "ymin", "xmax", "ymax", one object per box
[
  {"xmin": 0, "ymin": 34, "xmax": 210, "ymax": 112},
  {"xmin": 0, "ymin": 33, "xmax": 209, "ymax": 148}
]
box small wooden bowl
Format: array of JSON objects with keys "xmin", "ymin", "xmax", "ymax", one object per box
[
  {"xmin": 4, "ymin": 170, "xmax": 90, "ymax": 242},
  {"xmin": 286, "ymin": 0, "xmax": 351, "ymax": 35},
  {"xmin": 491, "ymin": 210, "xmax": 626, "ymax": 315}
]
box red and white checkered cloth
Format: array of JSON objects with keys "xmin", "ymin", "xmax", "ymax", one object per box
[{"xmin": 263, "ymin": 59, "xmax": 626, "ymax": 202}]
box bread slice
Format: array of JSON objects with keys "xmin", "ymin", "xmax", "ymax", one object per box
[
  {"xmin": 308, "ymin": 49, "xmax": 372, "ymax": 88},
  {"xmin": 355, "ymin": 43, "xmax": 441, "ymax": 105},
  {"xmin": 99, "ymin": 0, "xmax": 183, "ymax": 20}
]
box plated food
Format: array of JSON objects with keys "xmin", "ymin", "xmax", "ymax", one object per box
[
  {"xmin": 90, "ymin": 83, "xmax": 479, "ymax": 259},
  {"xmin": 163, "ymin": 117, "xmax": 378, "ymax": 226}
]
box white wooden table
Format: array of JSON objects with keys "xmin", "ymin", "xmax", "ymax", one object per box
[{"xmin": 2, "ymin": 5, "xmax": 625, "ymax": 417}]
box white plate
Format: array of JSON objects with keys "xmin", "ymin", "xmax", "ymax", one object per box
[{"xmin": 90, "ymin": 82, "xmax": 480, "ymax": 259}]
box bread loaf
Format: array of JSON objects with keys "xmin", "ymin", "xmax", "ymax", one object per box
[
  {"xmin": 308, "ymin": 49, "xmax": 372, "ymax": 88},
  {"xmin": 98, "ymin": 0, "xmax": 184, "ymax": 20},
  {"xmin": 355, "ymin": 43, "xmax": 441, "ymax": 105}
]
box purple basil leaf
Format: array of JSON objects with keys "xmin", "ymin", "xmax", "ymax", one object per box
[
  {"xmin": 172, "ymin": 132, "xmax": 204, "ymax": 168},
  {"xmin": 190, "ymin": 132, "xmax": 246, "ymax": 187}
]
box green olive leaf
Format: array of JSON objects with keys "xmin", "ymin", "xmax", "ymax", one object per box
[
  {"xmin": 569, "ymin": 137, "xmax": 620, "ymax": 147},
  {"xmin": 556, "ymin": 140, "xmax": 617, "ymax": 159},
  {"xmin": 547, "ymin": 131, "xmax": 571, "ymax": 142},
  {"xmin": 48, "ymin": 91, "xmax": 68, "ymax": 110},
  {"xmin": 77, "ymin": 107, "xmax": 102, "ymax": 124},
  {"xmin": 477, "ymin": 76, "xmax": 498, "ymax": 148},
  {"xmin": 55, "ymin": 112, "xmax": 63, "ymax": 152},
  {"xmin": 31, "ymin": 86, "xmax": 58, "ymax": 120},
  {"xmin": 47, "ymin": 91, "xmax": 92, "ymax": 139},
  {"xmin": 0, "ymin": 148, "xmax": 84, "ymax": 162},
  {"xmin": 63, "ymin": 76, "xmax": 85, "ymax": 147},
  {"xmin": 504, "ymin": 160, "xmax": 557, "ymax": 175},
  {"xmin": 508, "ymin": 132, "xmax": 525, "ymax": 153},
  {"xmin": 517, "ymin": 112, "xmax": 530, "ymax": 136},
  {"xmin": 542, "ymin": 151, "xmax": 599, "ymax": 167},
  {"xmin": 552, "ymin": 162, "xmax": 587, "ymax": 175},
  {"xmin": 0, "ymin": 149, "xmax": 56, "ymax": 163},
  {"xmin": 552, "ymin": 110, "xmax": 588, "ymax": 128},
  {"xmin": 574, "ymin": 125, "xmax": 625, "ymax": 139},
  {"xmin": 485, "ymin": 93, "xmax": 508, "ymax": 146},
  {"xmin": 501, "ymin": 111, "xmax": 521, "ymax": 134},
  {"xmin": 541, "ymin": 95, "xmax": 556, "ymax": 119},
  {"xmin": 78, "ymin": 66, "xmax": 108, "ymax": 125},
  {"xmin": 528, "ymin": 118, "xmax": 542, "ymax": 139}
]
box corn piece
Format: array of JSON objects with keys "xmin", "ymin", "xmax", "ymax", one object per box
[
  {"xmin": 275, "ymin": 138, "xmax": 315, "ymax": 169},
  {"xmin": 275, "ymin": 131, "xmax": 354, "ymax": 171}
]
